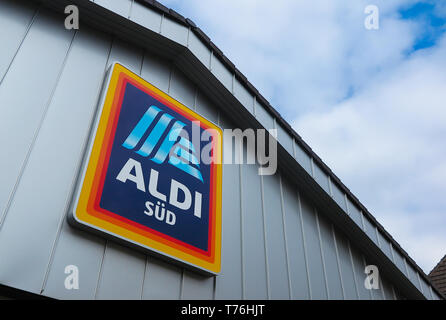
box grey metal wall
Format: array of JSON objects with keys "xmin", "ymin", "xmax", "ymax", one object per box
[{"xmin": 0, "ymin": 0, "xmax": 436, "ymax": 300}]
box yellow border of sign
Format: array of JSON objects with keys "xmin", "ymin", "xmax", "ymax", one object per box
[{"xmin": 70, "ymin": 62, "xmax": 222, "ymax": 275}]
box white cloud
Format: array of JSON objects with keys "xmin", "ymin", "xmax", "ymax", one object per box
[
  {"xmin": 295, "ymin": 35, "xmax": 446, "ymax": 272},
  {"xmin": 160, "ymin": 0, "xmax": 446, "ymax": 272},
  {"xmin": 163, "ymin": 0, "xmax": 418, "ymax": 115}
]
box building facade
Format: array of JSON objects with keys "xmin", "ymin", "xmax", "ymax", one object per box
[
  {"xmin": 429, "ymin": 255, "xmax": 446, "ymax": 297},
  {"xmin": 0, "ymin": 0, "xmax": 443, "ymax": 300}
]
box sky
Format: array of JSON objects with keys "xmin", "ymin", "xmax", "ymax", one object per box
[{"xmin": 159, "ymin": 0, "xmax": 446, "ymax": 273}]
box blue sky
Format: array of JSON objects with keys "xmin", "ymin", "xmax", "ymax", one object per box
[{"xmin": 159, "ymin": 0, "xmax": 446, "ymax": 273}]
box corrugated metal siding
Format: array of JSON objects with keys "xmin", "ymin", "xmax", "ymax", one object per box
[{"xmin": 0, "ymin": 0, "xmax": 425, "ymax": 299}]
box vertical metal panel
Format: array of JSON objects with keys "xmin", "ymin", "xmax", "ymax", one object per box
[
  {"xmin": 346, "ymin": 198, "xmax": 362, "ymax": 227},
  {"xmin": 169, "ymin": 67, "xmax": 196, "ymax": 108},
  {"xmin": 94, "ymin": 0, "xmax": 132, "ymax": 17},
  {"xmin": 233, "ymin": 79, "xmax": 254, "ymax": 114},
  {"xmin": 0, "ymin": 0, "xmax": 37, "ymax": 80},
  {"xmin": 42, "ymin": 223, "xmax": 106, "ymax": 299},
  {"xmin": 108, "ymin": 38, "xmax": 144, "ymax": 72},
  {"xmin": 276, "ymin": 124, "xmax": 294, "ymax": 156},
  {"xmin": 281, "ymin": 181, "xmax": 310, "ymax": 299},
  {"xmin": 331, "ymin": 183, "xmax": 347, "ymax": 212},
  {"xmin": 363, "ymin": 216, "xmax": 379, "ymax": 245},
  {"xmin": 300, "ymin": 196, "xmax": 327, "ymax": 299},
  {"xmin": 317, "ymin": 215, "xmax": 343, "ymax": 299},
  {"xmin": 392, "ymin": 247, "xmax": 408, "ymax": 277},
  {"xmin": 371, "ymin": 283, "xmax": 385, "ymax": 300},
  {"xmin": 141, "ymin": 258, "xmax": 182, "ymax": 299},
  {"xmin": 261, "ymin": 173, "xmax": 290, "ymax": 299},
  {"xmin": 377, "ymin": 231, "xmax": 393, "ymax": 262},
  {"xmin": 420, "ymin": 278, "xmax": 432, "ymax": 299},
  {"xmin": 255, "ymin": 101, "xmax": 274, "ymax": 130},
  {"xmin": 210, "ymin": 55, "xmax": 232, "ymax": 92},
  {"xmin": 312, "ymin": 163, "xmax": 330, "ymax": 194},
  {"xmin": 195, "ymin": 91, "xmax": 218, "ymax": 124},
  {"xmin": 381, "ymin": 277, "xmax": 395, "ymax": 300},
  {"xmin": 240, "ymin": 163, "xmax": 268, "ymax": 299},
  {"xmin": 94, "ymin": 38, "xmax": 147, "ymax": 300},
  {"xmin": 215, "ymin": 114, "xmax": 242, "ymax": 299},
  {"xmin": 181, "ymin": 270, "xmax": 214, "ymax": 300},
  {"xmin": 39, "ymin": 29, "xmax": 116, "ymax": 299},
  {"xmin": 333, "ymin": 229, "xmax": 358, "ymax": 299},
  {"xmin": 405, "ymin": 261, "xmax": 422, "ymax": 291},
  {"xmin": 346, "ymin": 241, "xmax": 361, "ymax": 299},
  {"xmin": 0, "ymin": 9, "xmax": 74, "ymax": 226},
  {"xmin": 188, "ymin": 31, "xmax": 211, "ymax": 69},
  {"xmin": 161, "ymin": 16, "xmax": 188, "ymax": 46},
  {"xmin": 0, "ymin": 9, "xmax": 76, "ymax": 293},
  {"xmin": 363, "ymin": 255, "xmax": 385, "ymax": 300},
  {"xmin": 95, "ymin": 242, "xmax": 146, "ymax": 299},
  {"xmin": 350, "ymin": 246, "xmax": 373, "ymax": 299},
  {"xmin": 293, "ymin": 141, "xmax": 312, "ymax": 175},
  {"xmin": 129, "ymin": 0, "xmax": 162, "ymax": 33},
  {"xmin": 140, "ymin": 51, "xmax": 171, "ymax": 92}
]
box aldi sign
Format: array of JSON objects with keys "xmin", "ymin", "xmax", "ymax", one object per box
[{"xmin": 70, "ymin": 63, "xmax": 222, "ymax": 274}]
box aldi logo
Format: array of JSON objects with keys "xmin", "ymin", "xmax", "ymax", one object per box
[
  {"xmin": 70, "ymin": 63, "xmax": 222, "ymax": 274},
  {"xmin": 122, "ymin": 105, "xmax": 204, "ymax": 182}
]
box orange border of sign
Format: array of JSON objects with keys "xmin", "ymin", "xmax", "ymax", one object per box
[{"xmin": 70, "ymin": 62, "xmax": 222, "ymax": 274}]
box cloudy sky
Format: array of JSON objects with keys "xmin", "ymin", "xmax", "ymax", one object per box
[{"xmin": 159, "ymin": 0, "xmax": 446, "ymax": 273}]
